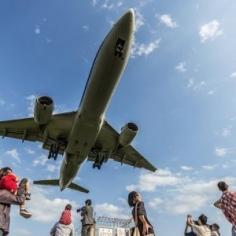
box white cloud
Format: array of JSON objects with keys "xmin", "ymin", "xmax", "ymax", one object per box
[
  {"xmin": 187, "ymin": 78, "xmax": 194, "ymax": 88},
  {"xmin": 126, "ymin": 168, "xmax": 236, "ymax": 215},
  {"xmin": 131, "ymin": 39, "xmax": 160, "ymax": 58},
  {"xmin": 208, "ymin": 90, "xmax": 216, "ymax": 95},
  {"xmin": 99, "ymin": 0, "xmax": 123, "ymax": 10},
  {"xmin": 192, "ymin": 80, "xmax": 207, "ymax": 91},
  {"xmin": 126, "ymin": 169, "xmax": 183, "ymax": 192},
  {"xmin": 199, "ymin": 20, "xmax": 222, "ymax": 43},
  {"xmin": 135, "ymin": 9, "xmax": 145, "ymax": 31},
  {"xmin": 83, "ymin": 25, "xmax": 89, "ymax": 32},
  {"xmin": 53, "ymin": 104, "xmax": 71, "ymax": 114},
  {"xmin": 95, "ymin": 203, "xmax": 129, "ymax": 218},
  {"xmin": 181, "ymin": 166, "xmax": 193, "ymax": 171},
  {"xmin": 33, "ymin": 154, "xmax": 48, "ymax": 166},
  {"xmin": 167, "ymin": 194, "xmax": 208, "ymax": 214},
  {"xmin": 168, "ymin": 177, "xmax": 236, "ymax": 214},
  {"xmin": 25, "ymin": 148, "xmax": 35, "ymax": 155},
  {"xmin": 5, "ymin": 148, "xmax": 21, "ymax": 163},
  {"xmin": 148, "ymin": 198, "xmax": 163, "ymax": 209},
  {"xmin": 46, "ymin": 163, "xmax": 58, "ymax": 172},
  {"xmin": 230, "ymin": 72, "xmax": 236, "ymax": 78},
  {"xmin": 28, "ymin": 187, "xmax": 77, "ymax": 223},
  {"xmin": 202, "ymin": 165, "xmax": 216, "ymax": 170},
  {"xmin": 34, "ymin": 25, "xmax": 41, "ymax": 35},
  {"xmin": 221, "ymin": 127, "xmax": 231, "ymax": 137},
  {"xmin": 215, "ymin": 147, "xmax": 227, "ymax": 157},
  {"xmin": 175, "ymin": 62, "xmax": 186, "ymax": 72},
  {"xmin": 26, "ymin": 94, "xmax": 36, "ymax": 116},
  {"xmin": 159, "ymin": 14, "xmax": 178, "ymax": 28},
  {"xmin": 101, "ymin": 0, "xmax": 114, "ymax": 10}
]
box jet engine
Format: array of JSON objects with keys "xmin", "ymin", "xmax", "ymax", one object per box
[
  {"xmin": 118, "ymin": 122, "xmax": 138, "ymax": 147},
  {"xmin": 34, "ymin": 96, "xmax": 54, "ymax": 125}
]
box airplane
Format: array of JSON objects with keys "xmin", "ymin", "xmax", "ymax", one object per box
[{"xmin": 0, "ymin": 9, "xmax": 157, "ymax": 193}]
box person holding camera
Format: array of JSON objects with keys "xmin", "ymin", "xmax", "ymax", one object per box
[
  {"xmin": 77, "ymin": 199, "xmax": 95, "ymax": 236},
  {"xmin": 186, "ymin": 214, "xmax": 211, "ymax": 236}
]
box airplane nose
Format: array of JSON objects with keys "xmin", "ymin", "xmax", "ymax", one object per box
[
  {"xmin": 117, "ymin": 8, "xmax": 135, "ymax": 30},
  {"xmin": 125, "ymin": 8, "xmax": 135, "ymax": 22}
]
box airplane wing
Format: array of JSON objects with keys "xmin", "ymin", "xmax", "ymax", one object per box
[
  {"xmin": 89, "ymin": 120, "xmax": 157, "ymax": 172},
  {"xmin": 0, "ymin": 118, "xmax": 42, "ymax": 142},
  {"xmin": 0, "ymin": 112, "xmax": 76, "ymax": 155}
]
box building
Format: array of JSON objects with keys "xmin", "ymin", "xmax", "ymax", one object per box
[{"xmin": 76, "ymin": 216, "xmax": 133, "ymax": 236}]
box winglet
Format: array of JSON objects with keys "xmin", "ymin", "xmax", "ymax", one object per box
[{"xmin": 33, "ymin": 179, "xmax": 89, "ymax": 193}]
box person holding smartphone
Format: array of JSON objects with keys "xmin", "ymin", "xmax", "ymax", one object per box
[{"xmin": 187, "ymin": 214, "xmax": 211, "ymax": 236}]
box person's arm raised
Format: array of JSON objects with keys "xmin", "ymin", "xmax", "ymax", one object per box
[{"xmin": 214, "ymin": 199, "xmax": 222, "ymax": 209}]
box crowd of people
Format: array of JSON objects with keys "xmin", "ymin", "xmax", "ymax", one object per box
[
  {"xmin": 50, "ymin": 199, "xmax": 96, "ymax": 236},
  {"xmin": 185, "ymin": 181, "xmax": 236, "ymax": 236},
  {"xmin": 1, "ymin": 165, "xmax": 236, "ymax": 236}
]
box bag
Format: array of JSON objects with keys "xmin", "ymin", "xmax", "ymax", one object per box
[
  {"xmin": 131, "ymin": 202, "xmax": 155, "ymax": 236},
  {"xmin": 131, "ymin": 227, "xmax": 141, "ymax": 236}
]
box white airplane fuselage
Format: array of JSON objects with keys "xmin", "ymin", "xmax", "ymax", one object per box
[{"xmin": 59, "ymin": 10, "xmax": 135, "ymax": 190}]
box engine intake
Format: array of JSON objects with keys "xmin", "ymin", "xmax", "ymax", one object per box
[
  {"xmin": 119, "ymin": 122, "xmax": 138, "ymax": 147},
  {"xmin": 34, "ymin": 96, "xmax": 54, "ymax": 125}
]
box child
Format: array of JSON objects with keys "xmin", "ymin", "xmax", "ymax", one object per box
[
  {"xmin": 50, "ymin": 204, "xmax": 75, "ymax": 236},
  {"xmin": 0, "ymin": 167, "xmax": 32, "ymax": 218},
  {"xmin": 59, "ymin": 204, "xmax": 72, "ymax": 225},
  {"xmin": 210, "ymin": 224, "xmax": 220, "ymax": 236}
]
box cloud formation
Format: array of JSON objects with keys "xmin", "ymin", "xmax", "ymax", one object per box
[
  {"xmin": 128, "ymin": 169, "xmax": 236, "ymax": 215},
  {"xmin": 131, "ymin": 39, "xmax": 160, "ymax": 58},
  {"xmin": 28, "ymin": 187, "xmax": 77, "ymax": 223},
  {"xmin": 95, "ymin": 203, "xmax": 129, "ymax": 218},
  {"xmin": 158, "ymin": 14, "xmax": 178, "ymax": 28},
  {"xmin": 5, "ymin": 148, "xmax": 21, "ymax": 163},
  {"xmin": 199, "ymin": 20, "xmax": 222, "ymax": 43},
  {"xmin": 215, "ymin": 147, "xmax": 228, "ymax": 157},
  {"xmin": 175, "ymin": 62, "xmax": 186, "ymax": 72}
]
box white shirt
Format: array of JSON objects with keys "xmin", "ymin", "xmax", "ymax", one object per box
[{"xmin": 192, "ymin": 224, "xmax": 211, "ymax": 236}]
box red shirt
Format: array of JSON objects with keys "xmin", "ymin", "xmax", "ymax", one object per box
[
  {"xmin": 220, "ymin": 191, "xmax": 236, "ymax": 226},
  {"xmin": 59, "ymin": 210, "xmax": 72, "ymax": 225},
  {"xmin": 0, "ymin": 174, "xmax": 18, "ymax": 193}
]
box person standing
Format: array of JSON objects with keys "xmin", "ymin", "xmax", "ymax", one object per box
[
  {"xmin": 214, "ymin": 181, "xmax": 236, "ymax": 236},
  {"xmin": 0, "ymin": 167, "xmax": 29, "ymax": 236},
  {"xmin": 128, "ymin": 191, "xmax": 155, "ymax": 236},
  {"xmin": 77, "ymin": 199, "xmax": 95, "ymax": 236},
  {"xmin": 0, "ymin": 189, "xmax": 27, "ymax": 235}
]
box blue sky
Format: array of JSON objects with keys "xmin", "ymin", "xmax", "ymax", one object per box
[{"xmin": 0, "ymin": 0, "xmax": 236, "ymax": 235}]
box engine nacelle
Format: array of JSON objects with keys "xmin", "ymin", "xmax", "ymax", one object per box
[
  {"xmin": 34, "ymin": 96, "xmax": 54, "ymax": 125},
  {"xmin": 119, "ymin": 122, "xmax": 138, "ymax": 147}
]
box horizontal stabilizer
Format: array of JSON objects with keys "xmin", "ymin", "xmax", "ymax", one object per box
[{"xmin": 33, "ymin": 179, "xmax": 89, "ymax": 193}]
